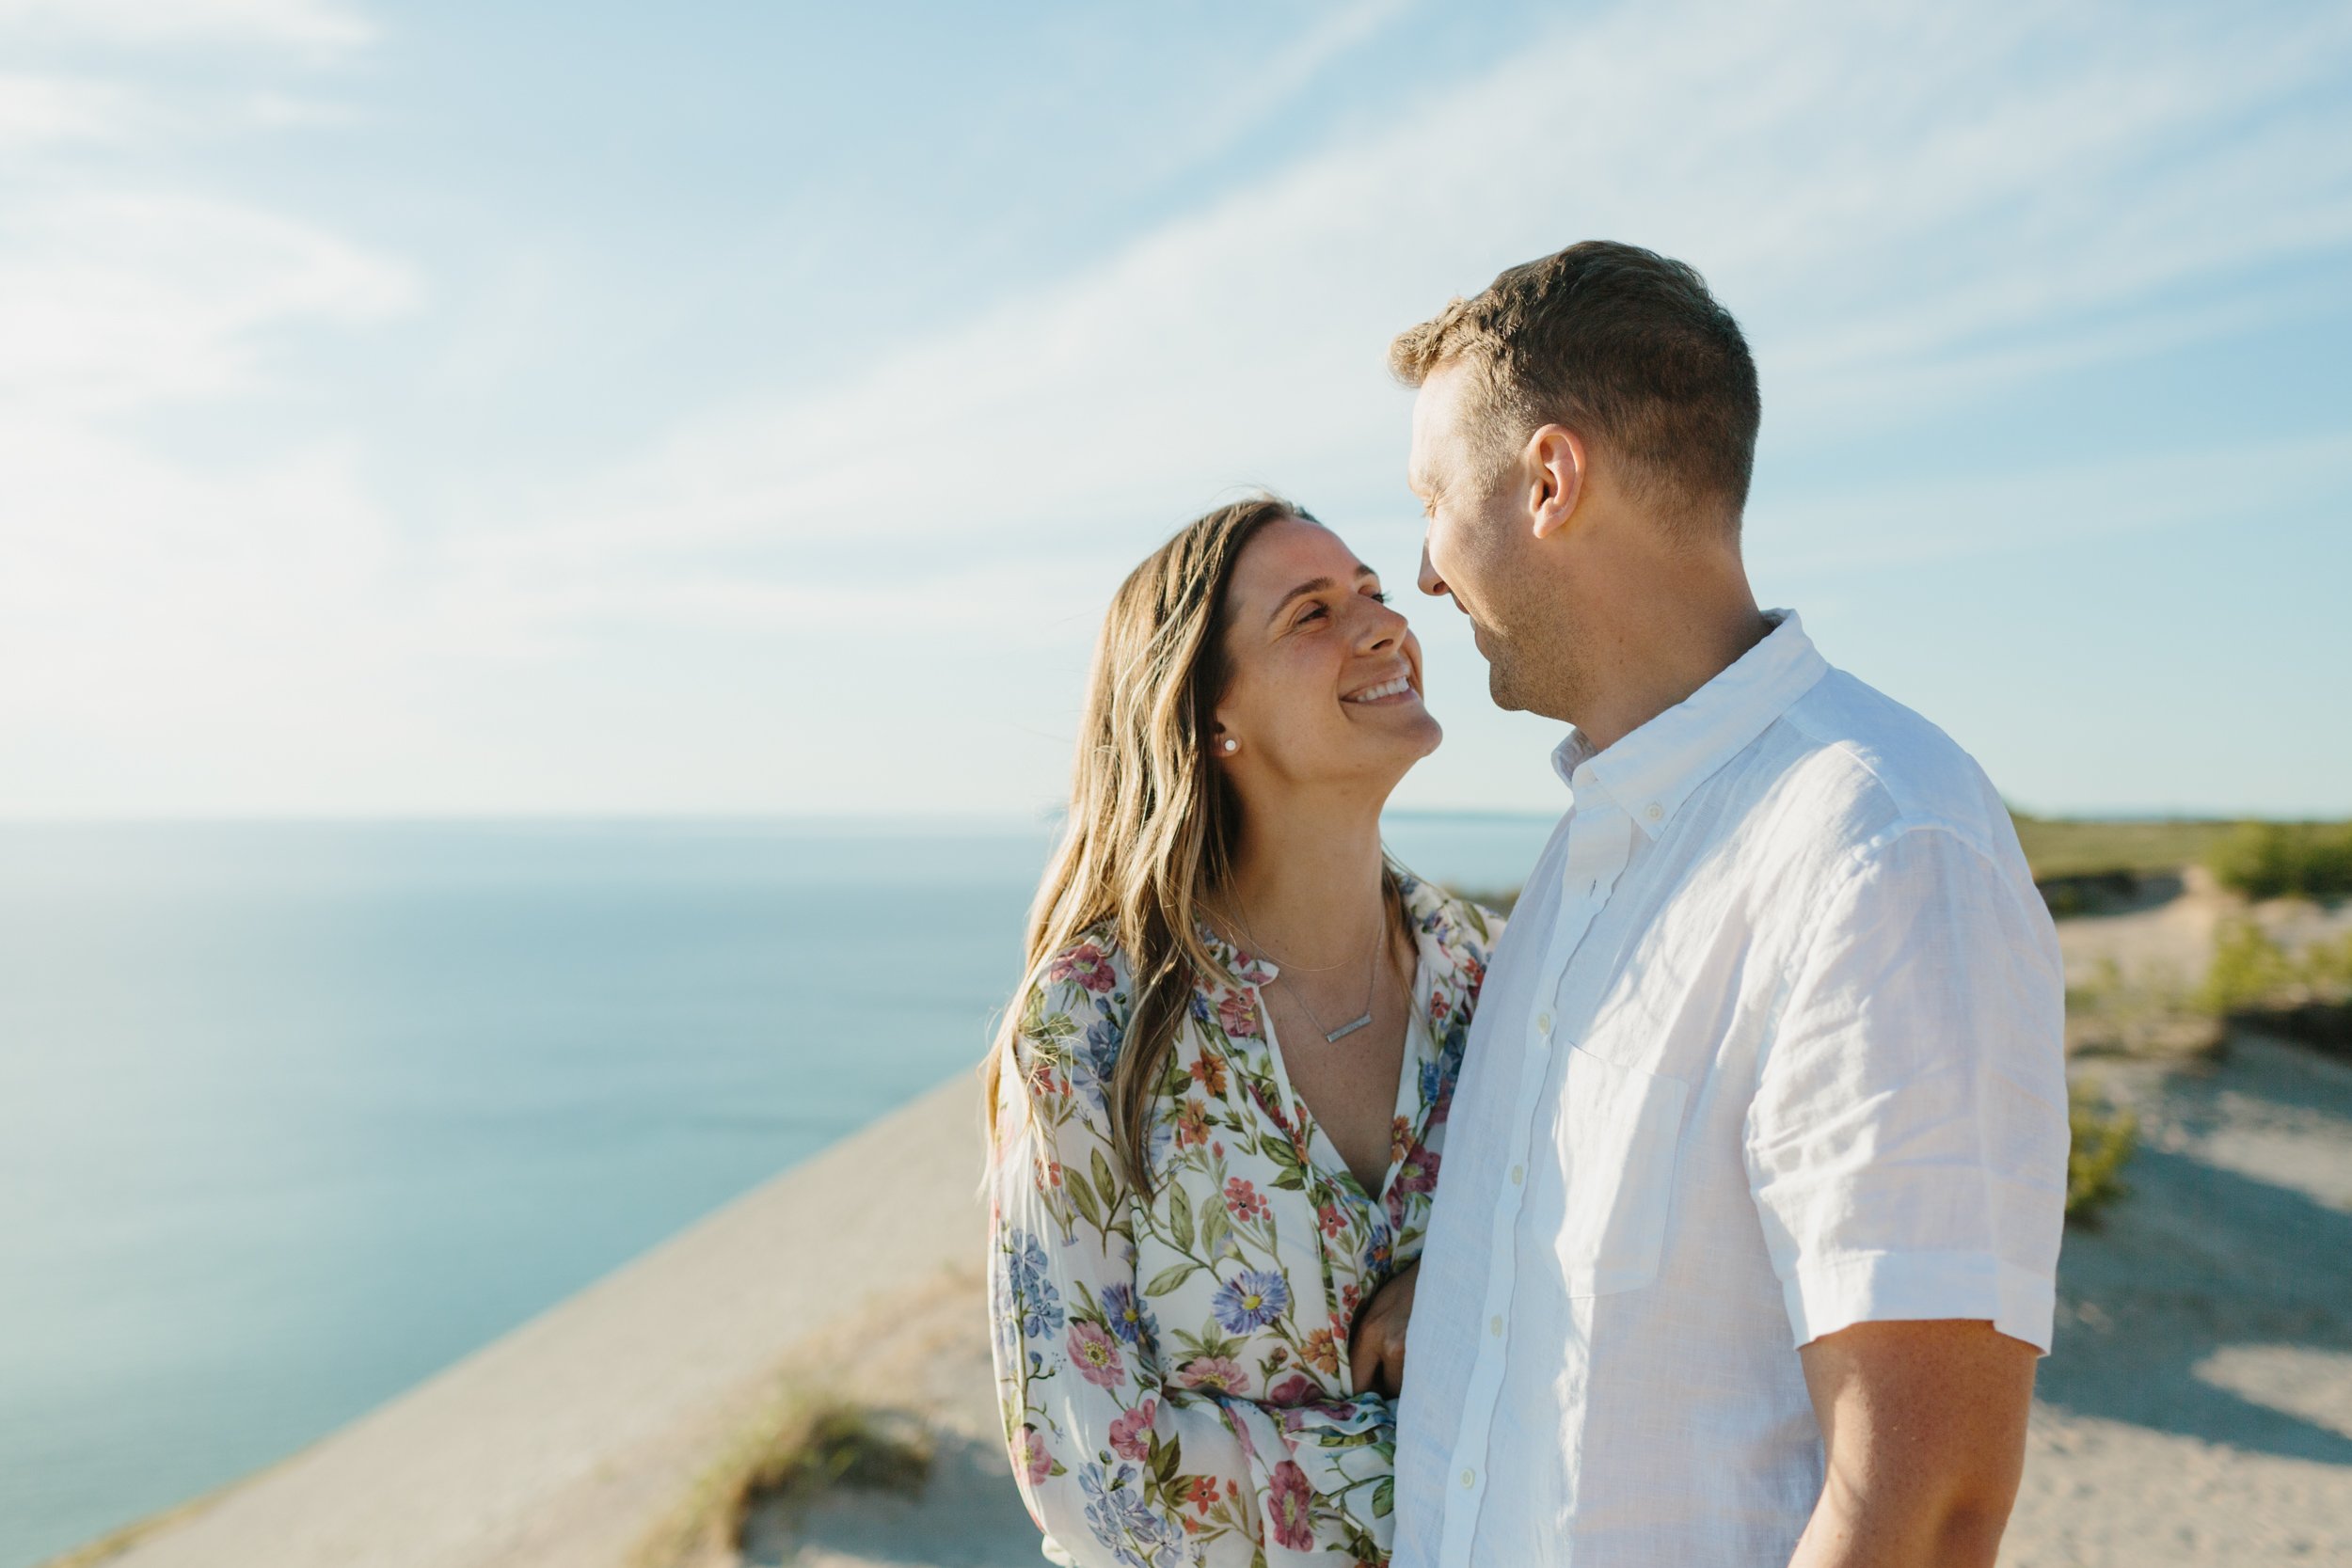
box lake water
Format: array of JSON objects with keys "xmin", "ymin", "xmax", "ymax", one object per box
[{"xmin": 0, "ymin": 814, "xmax": 1552, "ymax": 1568}]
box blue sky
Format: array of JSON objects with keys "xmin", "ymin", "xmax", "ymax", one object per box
[{"xmin": 1, "ymin": 0, "xmax": 2346, "ymax": 818}]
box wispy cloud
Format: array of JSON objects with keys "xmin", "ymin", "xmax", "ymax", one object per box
[
  {"xmin": 461, "ymin": 0, "xmax": 2352, "ymax": 607},
  {"xmin": 0, "ymin": 193, "xmax": 412, "ymax": 418},
  {"xmin": 1, "ymin": 0, "xmax": 2346, "ymax": 813},
  {"xmin": 0, "ymin": 0, "xmax": 373, "ymax": 52},
  {"xmin": 1758, "ymin": 432, "xmax": 2352, "ymax": 578},
  {"xmin": 0, "ymin": 72, "xmax": 139, "ymax": 151}
]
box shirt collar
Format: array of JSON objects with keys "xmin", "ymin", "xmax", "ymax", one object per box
[{"xmin": 1549, "ymin": 609, "xmax": 1829, "ymax": 840}]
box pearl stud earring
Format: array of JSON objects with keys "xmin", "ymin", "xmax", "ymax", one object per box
[{"xmin": 1221, "ymin": 738, "xmax": 1238, "ymax": 753}]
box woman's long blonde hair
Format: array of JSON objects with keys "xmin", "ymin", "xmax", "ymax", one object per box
[{"xmin": 983, "ymin": 495, "xmax": 1402, "ymax": 1194}]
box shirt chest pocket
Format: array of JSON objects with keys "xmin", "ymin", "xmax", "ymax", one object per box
[{"xmin": 1551, "ymin": 1043, "xmax": 1691, "ymax": 1297}]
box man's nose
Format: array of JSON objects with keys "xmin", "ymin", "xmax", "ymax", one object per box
[{"xmin": 1418, "ymin": 541, "xmax": 1448, "ymax": 599}]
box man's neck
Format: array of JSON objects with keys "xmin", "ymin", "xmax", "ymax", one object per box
[
  {"xmin": 1216, "ymin": 791, "xmax": 1390, "ymax": 971},
  {"xmin": 1570, "ymin": 594, "xmax": 1772, "ymax": 753},
  {"xmin": 1538, "ymin": 522, "xmax": 1770, "ymax": 752}
]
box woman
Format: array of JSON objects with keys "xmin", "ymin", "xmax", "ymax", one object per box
[{"xmin": 985, "ymin": 496, "xmax": 1500, "ymax": 1566}]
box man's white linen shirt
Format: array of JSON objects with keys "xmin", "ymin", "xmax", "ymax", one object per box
[{"xmin": 1392, "ymin": 611, "xmax": 2069, "ymax": 1568}]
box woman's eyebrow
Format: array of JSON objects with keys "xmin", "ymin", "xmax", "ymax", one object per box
[{"xmin": 1264, "ymin": 565, "xmax": 1377, "ymax": 627}]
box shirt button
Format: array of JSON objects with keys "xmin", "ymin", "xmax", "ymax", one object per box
[
  {"xmin": 1461, "ymin": 1467, "xmax": 1477, "ymax": 1489},
  {"xmin": 1510, "ymin": 1164, "xmax": 1525, "ymax": 1185},
  {"xmin": 1489, "ymin": 1314, "xmax": 1505, "ymax": 1338},
  {"xmin": 1535, "ymin": 1011, "xmax": 1553, "ymax": 1036},
  {"xmin": 1645, "ymin": 803, "xmax": 1663, "ymax": 822}
]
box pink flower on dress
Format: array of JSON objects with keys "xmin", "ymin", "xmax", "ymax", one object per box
[
  {"xmin": 1391, "ymin": 1141, "xmax": 1439, "ymax": 1196},
  {"xmin": 1266, "ymin": 1371, "xmax": 1315, "ymax": 1407},
  {"xmin": 1216, "ymin": 989, "xmax": 1261, "ymax": 1037},
  {"xmin": 1047, "ymin": 941, "xmax": 1116, "ymax": 993},
  {"xmin": 1011, "ymin": 1424, "xmax": 1053, "ymax": 1485},
  {"xmin": 1108, "ymin": 1399, "xmax": 1156, "ymax": 1461},
  {"xmin": 1267, "ymin": 1460, "xmax": 1315, "ymax": 1550},
  {"xmin": 1224, "ymin": 1177, "xmax": 1266, "ymax": 1221},
  {"xmin": 1176, "ymin": 1355, "xmax": 1250, "ymax": 1396},
  {"xmin": 1068, "ymin": 1320, "xmax": 1124, "ymax": 1387}
]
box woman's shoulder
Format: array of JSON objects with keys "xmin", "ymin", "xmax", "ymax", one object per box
[
  {"xmin": 1397, "ymin": 869, "xmax": 1506, "ymax": 967},
  {"xmin": 1009, "ymin": 924, "xmax": 1133, "ymax": 1062},
  {"xmin": 1030, "ymin": 923, "xmax": 1134, "ymax": 1005}
]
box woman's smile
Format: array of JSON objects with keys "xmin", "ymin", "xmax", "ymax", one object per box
[{"xmin": 1343, "ymin": 673, "xmax": 1421, "ymax": 706}]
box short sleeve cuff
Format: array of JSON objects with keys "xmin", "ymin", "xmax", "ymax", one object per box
[{"xmin": 1781, "ymin": 1249, "xmax": 2055, "ymax": 1354}]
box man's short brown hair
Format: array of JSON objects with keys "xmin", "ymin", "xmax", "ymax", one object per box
[{"xmin": 1390, "ymin": 241, "xmax": 1759, "ymax": 531}]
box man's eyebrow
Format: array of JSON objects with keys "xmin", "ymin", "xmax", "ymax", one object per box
[{"xmin": 1265, "ymin": 565, "xmax": 1377, "ymax": 627}]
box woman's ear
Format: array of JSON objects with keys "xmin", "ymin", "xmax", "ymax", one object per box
[{"xmin": 1528, "ymin": 424, "xmax": 1587, "ymax": 542}]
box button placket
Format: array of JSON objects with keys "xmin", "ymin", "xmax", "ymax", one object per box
[{"xmin": 1444, "ymin": 805, "xmax": 1636, "ymax": 1567}]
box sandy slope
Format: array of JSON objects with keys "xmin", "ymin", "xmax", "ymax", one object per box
[
  {"xmin": 2000, "ymin": 1030, "xmax": 2352, "ymax": 1566},
  {"xmin": 70, "ymin": 1077, "xmax": 995, "ymax": 1568}
]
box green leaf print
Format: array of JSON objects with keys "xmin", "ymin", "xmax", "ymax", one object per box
[
  {"xmin": 1168, "ymin": 1180, "xmax": 1195, "ymax": 1252},
  {"xmin": 1145, "ymin": 1260, "xmax": 1201, "ymax": 1296},
  {"xmin": 1199, "ymin": 1196, "xmax": 1230, "ymax": 1259},
  {"xmin": 1065, "ymin": 1169, "xmax": 1104, "ymax": 1231}
]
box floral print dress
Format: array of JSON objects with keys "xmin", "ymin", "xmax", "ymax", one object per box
[{"xmin": 989, "ymin": 874, "xmax": 1499, "ymax": 1567}]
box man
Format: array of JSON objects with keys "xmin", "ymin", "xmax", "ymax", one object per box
[{"xmin": 1363, "ymin": 242, "xmax": 2069, "ymax": 1566}]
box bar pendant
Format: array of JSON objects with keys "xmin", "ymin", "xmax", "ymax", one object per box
[{"xmin": 1325, "ymin": 1012, "xmax": 1374, "ymax": 1043}]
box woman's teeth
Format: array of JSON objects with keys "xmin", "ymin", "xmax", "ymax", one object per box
[{"xmin": 1344, "ymin": 676, "xmax": 1415, "ymax": 704}]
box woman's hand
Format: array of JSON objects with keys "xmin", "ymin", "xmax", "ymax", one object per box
[{"xmin": 1348, "ymin": 1259, "xmax": 1420, "ymax": 1398}]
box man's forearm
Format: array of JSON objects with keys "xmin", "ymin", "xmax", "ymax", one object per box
[
  {"xmin": 1790, "ymin": 1320, "xmax": 2036, "ymax": 1568},
  {"xmin": 1787, "ymin": 1476, "xmax": 2017, "ymax": 1568}
]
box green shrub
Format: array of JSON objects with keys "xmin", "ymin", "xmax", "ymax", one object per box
[
  {"xmin": 2308, "ymin": 932, "xmax": 2352, "ymax": 990},
  {"xmin": 2066, "ymin": 1081, "xmax": 2137, "ymax": 1225},
  {"xmin": 629, "ymin": 1392, "xmax": 931, "ymax": 1568},
  {"xmin": 2196, "ymin": 918, "xmax": 2299, "ymax": 1016},
  {"xmin": 2206, "ymin": 820, "xmax": 2352, "ymax": 901}
]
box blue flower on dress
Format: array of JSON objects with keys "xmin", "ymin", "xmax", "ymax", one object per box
[
  {"xmin": 1211, "ymin": 1267, "xmax": 1291, "ymax": 1334},
  {"xmin": 1007, "ymin": 1230, "xmax": 1044, "ymax": 1281},
  {"xmin": 1078, "ymin": 1461, "xmax": 1185, "ymax": 1568},
  {"xmin": 1004, "ymin": 1234, "xmax": 1066, "ymax": 1339},
  {"xmin": 1019, "ymin": 1275, "xmax": 1065, "ymax": 1340},
  {"xmin": 1100, "ymin": 1282, "xmax": 1144, "ymax": 1344},
  {"xmin": 1418, "ymin": 1056, "xmax": 1443, "ymax": 1106}
]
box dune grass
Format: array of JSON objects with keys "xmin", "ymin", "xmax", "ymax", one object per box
[
  {"xmin": 2009, "ymin": 814, "xmax": 2241, "ymax": 883},
  {"xmin": 2205, "ymin": 820, "xmax": 2352, "ymax": 902},
  {"xmin": 629, "ymin": 1389, "xmax": 933, "ymax": 1568},
  {"xmin": 2065, "ymin": 1080, "xmax": 2138, "ymax": 1226}
]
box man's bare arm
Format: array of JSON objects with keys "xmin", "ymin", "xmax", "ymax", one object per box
[{"xmin": 1789, "ymin": 1319, "xmax": 2038, "ymax": 1568}]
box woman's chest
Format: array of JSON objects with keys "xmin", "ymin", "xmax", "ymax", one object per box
[{"xmin": 1122, "ymin": 1008, "xmax": 1453, "ymax": 1402}]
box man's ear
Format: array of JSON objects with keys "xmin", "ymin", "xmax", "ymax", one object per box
[{"xmin": 1527, "ymin": 425, "xmax": 1586, "ymax": 541}]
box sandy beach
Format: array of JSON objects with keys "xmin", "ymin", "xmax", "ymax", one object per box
[{"xmin": 59, "ymin": 880, "xmax": 2352, "ymax": 1568}]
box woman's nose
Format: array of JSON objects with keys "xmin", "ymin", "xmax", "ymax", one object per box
[{"xmin": 1355, "ymin": 599, "xmax": 1404, "ymax": 651}]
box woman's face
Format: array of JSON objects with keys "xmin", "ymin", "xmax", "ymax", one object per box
[{"xmin": 1211, "ymin": 516, "xmax": 1441, "ymax": 798}]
